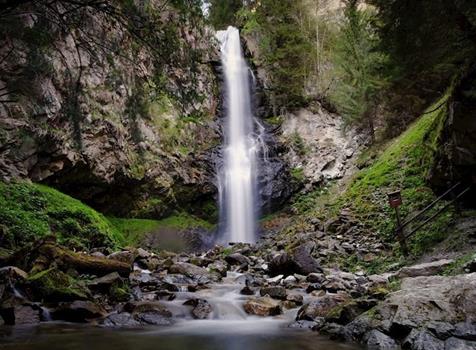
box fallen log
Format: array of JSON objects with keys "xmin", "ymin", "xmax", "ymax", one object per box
[{"xmin": 34, "ymin": 243, "xmax": 131, "ymax": 277}]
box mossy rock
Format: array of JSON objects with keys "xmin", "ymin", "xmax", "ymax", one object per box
[
  {"xmin": 0, "ymin": 181, "xmax": 124, "ymax": 251},
  {"xmin": 27, "ymin": 268, "xmax": 91, "ymax": 302},
  {"xmin": 109, "ymin": 281, "xmax": 131, "ymax": 302}
]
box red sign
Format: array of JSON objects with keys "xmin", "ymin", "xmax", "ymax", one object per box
[{"xmin": 388, "ymin": 191, "xmax": 402, "ymax": 208}]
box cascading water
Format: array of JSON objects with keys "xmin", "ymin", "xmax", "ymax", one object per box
[{"xmin": 216, "ymin": 26, "xmax": 258, "ymax": 244}]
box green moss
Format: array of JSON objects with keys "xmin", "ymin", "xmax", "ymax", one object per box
[
  {"xmin": 0, "ymin": 181, "xmax": 124, "ymax": 251},
  {"xmin": 290, "ymin": 167, "xmax": 305, "ymax": 185},
  {"xmin": 27, "ymin": 268, "xmax": 91, "ymax": 301},
  {"xmin": 335, "ymin": 92, "xmax": 454, "ymax": 256},
  {"xmin": 109, "ymin": 281, "xmax": 131, "ymax": 302},
  {"xmin": 289, "ymin": 130, "xmax": 310, "ymax": 156},
  {"xmin": 442, "ymin": 251, "xmax": 476, "ymax": 275}
]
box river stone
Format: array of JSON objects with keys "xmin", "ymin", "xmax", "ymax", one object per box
[
  {"xmin": 243, "ymin": 297, "xmax": 281, "ymax": 316},
  {"xmin": 307, "ymin": 273, "xmax": 326, "ymax": 284},
  {"xmin": 296, "ymin": 293, "xmax": 349, "ymax": 321},
  {"xmin": 0, "ymin": 304, "xmax": 41, "ymax": 325},
  {"xmin": 397, "ymin": 259, "xmax": 454, "ymax": 278},
  {"xmin": 224, "ymin": 253, "xmax": 250, "ymax": 266},
  {"xmin": 403, "ymin": 329, "xmax": 445, "ymax": 350},
  {"xmin": 208, "ymin": 261, "xmax": 228, "ymax": 277},
  {"xmin": 169, "ymin": 262, "xmax": 215, "ymax": 282},
  {"xmin": 286, "ymin": 292, "xmax": 304, "ymax": 305},
  {"xmin": 184, "ymin": 299, "xmax": 212, "ymax": 319},
  {"xmin": 123, "ymin": 301, "xmax": 172, "ymax": 318},
  {"xmin": 0, "ymin": 266, "xmax": 28, "ymax": 283},
  {"xmin": 259, "ymin": 286, "xmax": 287, "ymax": 300},
  {"xmin": 135, "ymin": 311, "xmax": 174, "ymax": 325},
  {"xmin": 444, "ymin": 337, "xmax": 476, "ymax": 350},
  {"xmin": 51, "ymin": 301, "xmax": 107, "ymax": 322},
  {"xmin": 108, "ymin": 251, "xmax": 136, "ymax": 265},
  {"xmin": 240, "ymin": 286, "xmax": 255, "ymax": 295},
  {"xmin": 453, "ymin": 322, "xmax": 476, "ymax": 341},
  {"xmin": 290, "ymin": 242, "xmax": 323, "ymax": 275},
  {"xmin": 88, "ymin": 272, "xmax": 122, "ymax": 290},
  {"xmin": 365, "ymin": 330, "xmax": 399, "ymax": 349},
  {"xmin": 268, "ymin": 252, "xmax": 295, "ymax": 276},
  {"xmin": 103, "ymin": 312, "xmax": 140, "ymax": 327}
]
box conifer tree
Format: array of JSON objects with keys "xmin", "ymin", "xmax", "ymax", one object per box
[{"xmin": 329, "ymin": 0, "xmax": 387, "ymax": 141}]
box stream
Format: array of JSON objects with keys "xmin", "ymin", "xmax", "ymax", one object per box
[{"xmin": 0, "ymin": 272, "xmax": 363, "ymax": 350}]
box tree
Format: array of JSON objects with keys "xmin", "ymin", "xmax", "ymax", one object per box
[
  {"xmin": 207, "ymin": 0, "xmax": 243, "ymax": 29},
  {"xmin": 238, "ymin": 0, "xmax": 316, "ymax": 110},
  {"xmin": 368, "ymin": 0, "xmax": 476, "ymax": 132},
  {"xmin": 329, "ymin": 0, "xmax": 387, "ymax": 141}
]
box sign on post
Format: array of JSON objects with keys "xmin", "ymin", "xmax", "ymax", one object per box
[
  {"xmin": 388, "ymin": 190, "xmax": 402, "ymax": 208},
  {"xmin": 387, "ymin": 190, "xmax": 408, "ymax": 256}
]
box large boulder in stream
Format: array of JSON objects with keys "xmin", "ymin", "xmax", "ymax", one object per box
[
  {"xmin": 243, "ymin": 296, "xmax": 282, "ymax": 316},
  {"xmin": 259, "ymin": 286, "xmax": 287, "ymax": 300},
  {"xmin": 296, "ymin": 293, "xmax": 350, "ymax": 321},
  {"xmin": 268, "ymin": 243, "xmax": 323, "ymax": 277},
  {"xmin": 169, "ymin": 262, "xmax": 218, "ymax": 283},
  {"xmin": 184, "ymin": 298, "xmax": 213, "ymax": 319}
]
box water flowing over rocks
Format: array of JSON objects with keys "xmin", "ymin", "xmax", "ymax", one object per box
[{"xmin": 0, "ymin": 233, "xmax": 475, "ymax": 350}]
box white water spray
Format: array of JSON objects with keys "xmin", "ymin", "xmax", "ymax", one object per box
[{"xmin": 216, "ymin": 27, "xmax": 258, "ymax": 243}]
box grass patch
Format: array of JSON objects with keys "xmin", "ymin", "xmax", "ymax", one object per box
[
  {"xmin": 335, "ymin": 92, "xmax": 454, "ymax": 256},
  {"xmin": 0, "ymin": 181, "xmax": 124, "ymax": 251},
  {"xmin": 109, "ymin": 212, "xmax": 214, "ymax": 246}
]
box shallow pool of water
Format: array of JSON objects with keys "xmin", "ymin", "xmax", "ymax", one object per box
[{"xmin": 0, "ymin": 323, "xmax": 363, "ymax": 350}]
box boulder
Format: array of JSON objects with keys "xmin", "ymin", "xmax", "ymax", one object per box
[
  {"xmin": 169, "ymin": 262, "xmax": 216, "ymax": 282},
  {"xmin": 403, "ymin": 329, "xmax": 445, "ymax": 350},
  {"xmin": 365, "ymin": 330, "xmax": 399, "ymax": 350},
  {"xmin": 184, "ymin": 299, "xmax": 212, "ymax": 319},
  {"xmin": 290, "ymin": 242, "xmax": 323, "ymax": 275},
  {"xmin": 296, "ymin": 293, "xmax": 350, "ymax": 321},
  {"xmin": 243, "ymin": 297, "xmax": 281, "ymax": 316},
  {"xmin": 51, "ymin": 301, "xmax": 107, "ymax": 322},
  {"xmin": 224, "ymin": 253, "xmax": 250, "ymax": 266},
  {"xmin": 397, "ymin": 259, "xmax": 454, "ymax": 278},
  {"xmin": 123, "ymin": 301, "xmax": 172, "ymax": 317},
  {"xmin": 240, "ymin": 286, "xmax": 255, "ymax": 295},
  {"xmin": 0, "ymin": 304, "xmax": 41, "ymax": 325},
  {"xmin": 444, "ymin": 337, "xmax": 476, "ymax": 350},
  {"xmin": 102, "ymin": 312, "xmax": 140, "ymax": 327},
  {"xmin": 259, "ymin": 286, "xmax": 287, "ymax": 300},
  {"xmin": 286, "ymin": 292, "xmax": 304, "ymax": 305},
  {"xmin": 27, "ymin": 268, "xmax": 91, "ymax": 302},
  {"xmin": 268, "ymin": 252, "xmax": 295, "ymax": 276},
  {"xmin": 88, "ymin": 272, "xmax": 122, "ymax": 291},
  {"xmin": 107, "ymin": 250, "xmax": 136, "ymax": 265},
  {"xmin": 347, "ymin": 273, "xmax": 476, "ymax": 344},
  {"xmin": 208, "ymin": 261, "xmax": 228, "ymax": 277}
]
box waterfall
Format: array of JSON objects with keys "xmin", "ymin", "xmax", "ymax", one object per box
[{"xmin": 216, "ymin": 26, "xmax": 258, "ymax": 244}]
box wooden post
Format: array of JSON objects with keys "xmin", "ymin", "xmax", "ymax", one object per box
[
  {"xmin": 388, "ymin": 190, "xmax": 408, "ymax": 256},
  {"xmin": 394, "ymin": 206, "xmax": 408, "ymax": 256}
]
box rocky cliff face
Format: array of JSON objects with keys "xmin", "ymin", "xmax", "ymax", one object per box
[
  {"xmin": 279, "ymin": 104, "xmax": 366, "ymax": 187},
  {"xmin": 0, "ymin": 2, "xmax": 221, "ymax": 219},
  {"xmin": 430, "ymin": 67, "xmax": 476, "ymax": 203}
]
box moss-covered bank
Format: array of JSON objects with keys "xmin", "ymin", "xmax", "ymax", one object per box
[{"xmin": 0, "ymin": 182, "xmax": 124, "ymax": 251}]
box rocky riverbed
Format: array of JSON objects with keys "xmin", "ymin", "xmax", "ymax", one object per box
[{"xmin": 1, "ymin": 234, "xmax": 475, "ymax": 350}]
